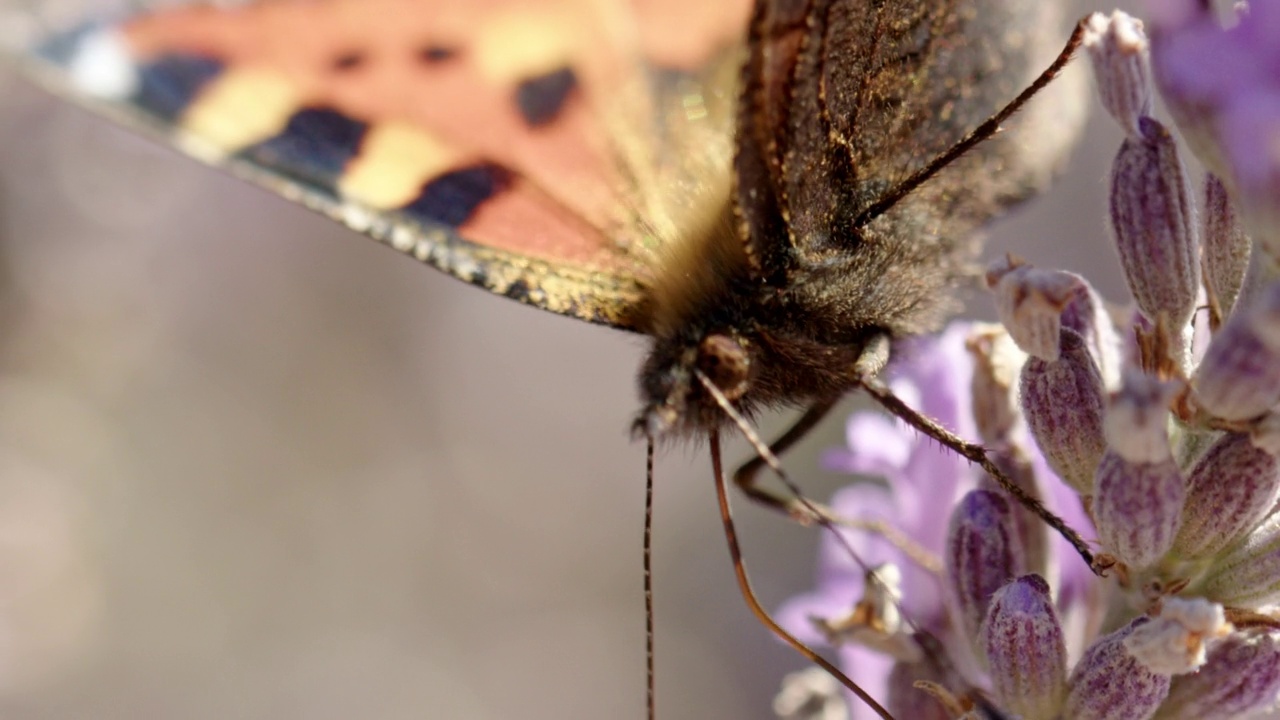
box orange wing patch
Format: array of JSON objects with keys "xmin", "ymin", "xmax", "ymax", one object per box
[{"xmin": 25, "ymin": 0, "xmax": 752, "ymax": 328}]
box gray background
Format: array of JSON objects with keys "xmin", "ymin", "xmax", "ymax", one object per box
[{"xmin": 0, "ymin": 1, "xmax": 1133, "ymax": 718}]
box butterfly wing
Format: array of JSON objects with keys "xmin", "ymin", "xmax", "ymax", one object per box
[
  {"xmin": 735, "ymin": 0, "xmax": 1084, "ymax": 288},
  {"xmin": 14, "ymin": 0, "xmax": 751, "ymax": 330}
]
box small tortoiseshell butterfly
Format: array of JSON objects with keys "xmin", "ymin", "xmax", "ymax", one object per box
[{"xmin": 8, "ymin": 0, "xmax": 1087, "ymax": 715}]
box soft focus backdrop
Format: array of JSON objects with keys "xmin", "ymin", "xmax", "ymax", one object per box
[{"xmin": 0, "ymin": 1, "xmax": 1134, "ymax": 718}]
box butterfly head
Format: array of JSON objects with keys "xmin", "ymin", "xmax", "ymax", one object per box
[{"xmin": 635, "ymin": 330, "xmax": 754, "ymax": 439}]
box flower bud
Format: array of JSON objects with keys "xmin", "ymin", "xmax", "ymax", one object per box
[
  {"xmin": 1065, "ymin": 618, "xmax": 1172, "ymax": 720},
  {"xmin": 1093, "ymin": 452, "xmax": 1185, "ymax": 571},
  {"xmin": 1201, "ymin": 514, "xmax": 1280, "ymax": 609},
  {"xmin": 1156, "ymin": 631, "xmax": 1280, "ymax": 720},
  {"xmin": 967, "ymin": 324, "xmax": 1026, "ymax": 446},
  {"xmin": 1094, "ymin": 369, "xmax": 1185, "ymax": 568},
  {"xmin": 1202, "ymin": 174, "xmax": 1251, "ymax": 323},
  {"xmin": 945, "ymin": 490, "xmax": 1022, "ymax": 659},
  {"xmin": 979, "ymin": 446, "xmax": 1050, "ymax": 581},
  {"xmin": 988, "ymin": 257, "xmax": 1083, "ymax": 362},
  {"xmin": 1021, "ymin": 330, "xmax": 1108, "ymax": 495},
  {"xmin": 1174, "ymin": 432, "xmax": 1280, "ymax": 559},
  {"xmin": 1085, "ymin": 10, "xmax": 1152, "ymax": 136},
  {"xmin": 982, "ymin": 575, "xmax": 1067, "ymax": 720},
  {"xmin": 1103, "ymin": 369, "xmax": 1178, "ymax": 464},
  {"xmin": 1124, "ymin": 598, "xmax": 1230, "ymax": 675},
  {"xmin": 1193, "ymin": 281, "xmax": 1280, "ymax": 421},
  {"xmin": 1110, "ymin": 116, "xmax": 1200, "ymax": 338},
  {"xmin": 1061, "ymin": 278, "xmax": 1124, "ymax": 391}
]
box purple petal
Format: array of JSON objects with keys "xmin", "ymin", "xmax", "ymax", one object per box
[
  {"xmin": 836, "ymin": 647, "xmax": 896, "ymax": 720},
  {"xmin": 828, "ymin": 412, "xmax": 913, "ymax": 476},
  {"xmin": 776, "ymin": 584, "xmax": 864, "ymax": 648}
]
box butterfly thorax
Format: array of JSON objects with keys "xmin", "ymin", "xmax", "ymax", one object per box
[{"xmin": 632, "ymin": 211, "xmax": 892, "ymax": 440}]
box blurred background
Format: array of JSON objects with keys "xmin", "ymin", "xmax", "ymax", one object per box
[{"xmin": 0, "ymin": 1, "xmax": 1135, "ymax": 718}]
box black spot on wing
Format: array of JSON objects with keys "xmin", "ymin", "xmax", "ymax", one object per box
[
  {"xmin": 401, "ymin": 164, "xmax": 514, "ymax": 228},
  {"xmin": 330, "ymin": 50, "xmax": 367, "ymax": 73},
  {"xmin": 135, "ymin": 54, "xmax": 225, "ymax": 122},
  {"xmin": 514, "ymin": 67, "xmax": 578, "ymax": 127},
  {"xmin": 417, "ymin": 45, "xmax": 459, "ymax": 64},
  {"xmin": 238, "ymin": 107, "xmax": 368, "ymax": 189}
]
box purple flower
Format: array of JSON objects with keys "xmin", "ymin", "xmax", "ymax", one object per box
[
  {"xmin": 1149, "ymin": 1, "xmax": 1280, "ymax": 252},
  {"xmin": 776, "ymin": 324, "xmax": 1093, "ymax": 717},
  {"xmin": 776, "ymin": 324, "xmax": 978, "ymax": 717},
  {"xmin": 775, "ymin": 10, "xmax": 1280, "ymax": 719},
  {"xmin": 983, "ymin": 575, "xmax": 1068, "ymax": 720},
  {"xmin": 1064, "ymin": 618, "xmax": 1172, "ymax": 720}
]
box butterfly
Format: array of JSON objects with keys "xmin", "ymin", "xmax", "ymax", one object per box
[{"xmin": 6, "ymin": 0, "xmax": 1089, "ymax": 716}]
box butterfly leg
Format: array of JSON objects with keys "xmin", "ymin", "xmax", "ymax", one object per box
[
  {"xmin": 854, "ymin": 372, "xmax": 1104, "ymax": 575},
  {"xmin": 730, "ymin": 334, "xmax": 891, "ymax": 523},
  {"xmin": 710, "ymin": 428, "xmax": 895, "ymax": 720},
  {"xmin": 731, "ymin": 395, "xmax": 841, "ymax": 525}
]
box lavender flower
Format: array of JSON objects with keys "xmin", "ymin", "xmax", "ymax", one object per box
[
  {"xmin": 1064, "ymin": 618, "xmax": 1172, "ymax": 720},
  {"xmin": 1202, "ymin": 175, "xmax": 1251, "ymax": 326},
  {"xmin": 1175, "ymin": 432, "xmax": 1280, "ymax": 559},
  {"xmin": 982, "ymin": 574, "xmax": 1067, "ymax": 720},
  {"xmin": 775, "ymin": 324, "xmax": 1093, "ymax": 718},
  {"xmin": 1156, "ymin": 631, "xmax": 1280, "ymax": 720},
  {"xmin": 1193, "ymin": 281, "xmax": 1280, "ymax": 420},
  {"xmin": 1093, "ymin": 371, "xmax": 1186, "ymax": 571},
  {"xmin": 1085, "ymin": 10, "xmax": 1152, "ymax": 137},
  {"xmin": 775, "ymin": 8, "xmax": 1280, "ymax": 719},
  {"xmin": 775, "ymin": 324, "xmax": 983, "ymax": 718},
  {"xmin": 1149, "ymin": 1, "xmax": 1280, "ymax": 252},
  {"xmin": 945, "ymin": 489, "xmax": 1023, "ymax": 658},
  {"xmin": 1019, "ymin": 328, "xmax": 1108, "ymax": 495}
]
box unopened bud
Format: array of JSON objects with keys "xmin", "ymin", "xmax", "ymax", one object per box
[
  {"xmin": 1193, "ymin": 281, "xmax": 1280, "ymax": 421},
  {"xmin": 983, "ymin": 575, "xmax": 1067, "ymax": 720},
  {"xmin": 967, "ymin": 325, "xmax": 1027, "ymax": 445},
  {"xmin": 1175, "ymin": 432, "xmax": 1280, "ymax": 559},
  {"xmin": 979, "ymin": 446, "xmax": 1051, "ymax": 581},
  {"xmin": 1157, "ymin": 631, "xmax": 1280, "ymax": 720},
  {"xmin": 1202, "ymin": 515, "xmax": 1280, "ymax": 609},
  {"xmin": 1110, "ymin": 116, "xmax": 1200, "ymax": 339},
  {"xmin": 945, "ymin": 490, "xmax": 1023, "ymax": 660},
  {"xmin": 1021, "ymin": 330, "xmax": 1108, "ymax": 495},
  {"xmin": 1065, "ymin": 618, "xmax": 1172, "ymax": 720},
  {"xmin": 1202, "ymin": 174, "xmax": 1251, "ymax": 322},
  {"xmin": 1085, "ymin": 11, "xmax": 1152, "ymax": 136},
  {"xmin": 1093, "ymin": 449, "xmax": 1185, "ymax": 570}
]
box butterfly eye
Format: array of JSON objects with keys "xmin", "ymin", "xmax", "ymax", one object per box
[{"xmin": 698, "ymin": 334, "xmax": 750, "ymax": 402}]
